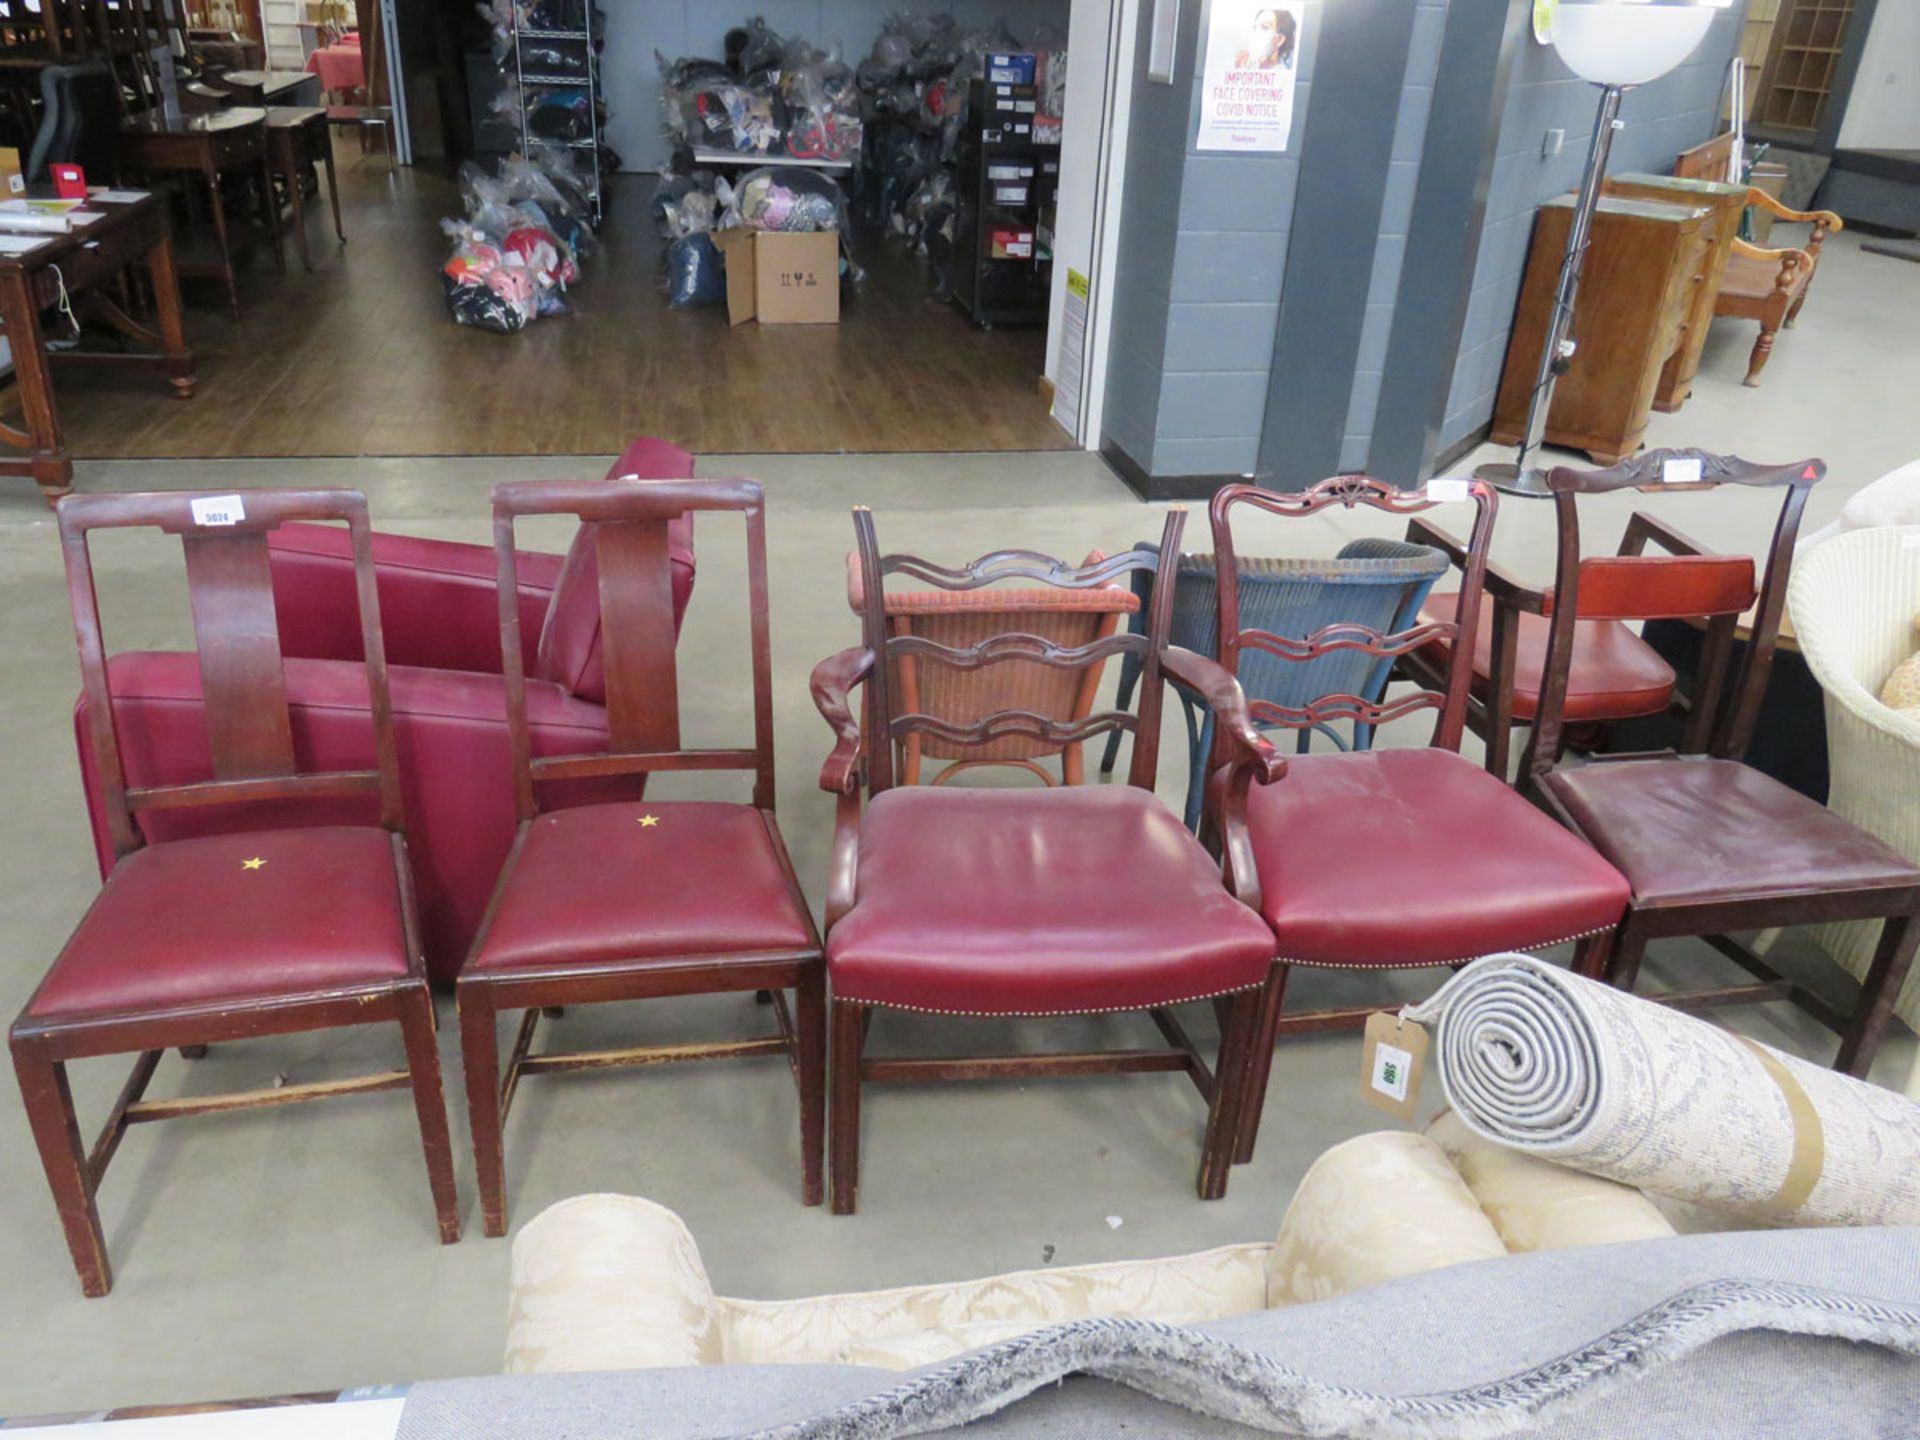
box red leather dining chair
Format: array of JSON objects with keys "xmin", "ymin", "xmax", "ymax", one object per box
[
  {"xmin": 13, "ymin": 489, "xmax": 459, "ymax": 1298},
  {"xmin": 70, "ymin": 438, "xmax": 697, "ymax": 982},
  {"xmin": 1205, "ymin": 476, "xmax": 1632, "ymax": 1166},
  {"xmin": 1524, "ymin": 450, "xmax": 1920, "ymax": 1075},
  {"xmin": 458, "ymin": 478, "xmax": 824, "ymax": 1236},
  {"xmin": 811, "ymin": 508, "xmax": 1283, "ymax": 1214},
  {"xmin": 1405, "ymin": 510, "xmax": 1685, "ymax": 781}
]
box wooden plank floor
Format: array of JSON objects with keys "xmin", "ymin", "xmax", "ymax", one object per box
[{"xmin": 50, "ymin": 158, "xmax": 1072, "ymax": 459}]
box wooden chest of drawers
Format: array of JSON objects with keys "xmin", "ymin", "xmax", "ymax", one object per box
[{"xmin": 1491, "ymin": 194, "xmax": 1716, "ymax": 465}]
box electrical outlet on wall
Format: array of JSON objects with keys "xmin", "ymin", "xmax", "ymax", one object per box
[{"xmin": 1542, "ymin": 128, "xmax": 1565, "ymax": 158}]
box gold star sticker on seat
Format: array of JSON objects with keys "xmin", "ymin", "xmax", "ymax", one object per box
[
  {"xmin": 241, "ymin": 857, "xmax": 266, "ymax": 870},
  {"xmin": 637, "ymin": 815, "xmax": 661, "ymax": 828}
]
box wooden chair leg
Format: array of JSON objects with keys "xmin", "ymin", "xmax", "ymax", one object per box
[
  {"xmin": 205, "ymin": 169, "xmax": 240, "ymax": 322},
  {"xmin": 321, "ymin": 131, "xmax": 345, "ymax": 242},
  {"xmin": 1571, "ymin": 930, "xmax": 1612, "ymax": 981},
  {"xmin": 1233, "ymin": 961, "xmax": 1289, "ymax": 1165},
  {"xmin": 1198, "ymin": 988, "xmax": 1260, "ymax": 1200},
  {"xmin": 795, "ymin": 968, "xmax": 826, "ymax": 1207},
  {"xmin": 397, "ymin": 985, "xmax": 461, "ymax": 1244},
  {"xmin": 458, "ymin": 987, "xmax": 509, "ymax": 1238},
  {"xmin": 1743, "ymin": 329, "xmax": 1775, "ymax": 387},
  {"xmin": 1835, "ymin": 910, "xmax": 1920, "ymax": 1079},
  {"xmin": 829, "ymin": 1000, "xmax": 865, "ymax": 1216},
  {"xmin": 11, "ymin": 1041, "xmax": 111, "ymax": 1297},
  {"xmin": 1603, "ymin": 915, "xmax": 1649, "ymax": 993}
]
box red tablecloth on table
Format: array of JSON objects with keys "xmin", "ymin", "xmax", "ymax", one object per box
[{"xmin": 305, "ymin": 41, "xmax": 364, "ymax": 94}]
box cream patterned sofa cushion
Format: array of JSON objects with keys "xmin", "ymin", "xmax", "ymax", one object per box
[{"xmin": 1426, "ymin": 1110, "xmax": 1677, "ymax": 1252}]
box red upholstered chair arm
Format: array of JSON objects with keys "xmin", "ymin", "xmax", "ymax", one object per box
[
  {"xmin": 1161, "ymin": 646, "xmax": 1283, "ymax": 914},
  {"xmin": 269, "ymin": 524, "xmax": 563, "ymax": 674}
]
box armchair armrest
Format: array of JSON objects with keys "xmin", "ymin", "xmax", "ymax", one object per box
[
  {"xmin": 1745, "ymin": 187, "xmax": 1843, "ymax": 235},
  {"xmin": 1161, "ymin": 646, "xmax": 1283, "ymax": 913},
  {"xmin": 1731, "ymin": 237, "xmax": 1812, "ymax": 290},
  {"xmin": 811, "ymin": 647, "xmax": 875, "ymax": 796},
  {"xmin": 812, "ymin": 647, "xmax": 877, "ymax": 932},
  {"xmin": 1407, "ymin": 517, "xmax": 1541, "ymax": 611},
  {"xmin": 1619, "ymin": 510, "xmax": 1717, "ymax": 559},
  {"xmin": 269, "ymin": 524, "xmax": 562, "ymax": 675}
]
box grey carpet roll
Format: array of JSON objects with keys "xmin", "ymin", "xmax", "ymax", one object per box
[{"xmin": 1408, "ymin": 953, "xmax": 1920, "ymax": 1227}]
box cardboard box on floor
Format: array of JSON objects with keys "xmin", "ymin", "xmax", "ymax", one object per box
[
  {"xmin": 0, "ymin": 148, "xmax": 23, "ymax": 198},
  {"xmin": 713, "ymin": 229, "xmax": 839, "ymax": 326}
]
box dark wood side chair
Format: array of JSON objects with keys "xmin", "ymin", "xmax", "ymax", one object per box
[
  {"xmin": 1525, "ymin": 449, "xmax": 1920, "ymax": 1076},
  {"xmin": 811, "ymin": 508, "xmax": 1283, "ymax": 1215},
  {"xmin": 1403, "ymin": 525, "xmax": 1685, "ymax": 782},
  {"xmin": 10, "ymin": 488, "xmax": 460, "ymax": 1298},
  {"xmin": 457, "ymin": 478, "xmax": 825, "ymax": 1237},
  {"xmin": 1205, "ymin": 476, "xmax": 1632, "ymax": 1166}
]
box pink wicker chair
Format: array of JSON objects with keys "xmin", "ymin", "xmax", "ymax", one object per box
[{"xmin": 844, "ymin": 550, "xmax": 1139, "ymax": 785}]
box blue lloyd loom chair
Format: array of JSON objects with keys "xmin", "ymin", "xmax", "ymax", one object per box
[{"xmin": 1101, "ymin": 540, "xmax": 1452, "ymax": 828}]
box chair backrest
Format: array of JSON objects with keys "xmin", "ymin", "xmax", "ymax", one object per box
[
  {"xmin": 1530, "ymin": 447, "xmax": 1825, "ymax": 774},
  {"xmin": 851, "ymin": 507, "xmax": 1184, "ymax": 794},
  {"xmin": 1208, "ymin": 474, "xmax": 1498, "ymax": 751},
  {"xmin": 493, "ymin": 477, "xmax": 773, "ymax": 820},
  {"xmin": 30, "ymin": 63, "xmax": 120, "ymax": 184},
  {"xmin": 59, "ymin": 488, "xmax": 403, "ymax": 864}
]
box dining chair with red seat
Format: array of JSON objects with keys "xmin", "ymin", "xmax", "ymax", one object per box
[
  {"xmin": 1523, "ymin": 450, "xmax": 1920, "ymax": 1075},
  {"xmin": 1204, "ymin": 476, "xmax": 1633, "ymax": 1166},
  {"xmin": 12, "ymin": 489, "xmax": 460, "ymax": 1298},
  {"xmin": 457, "ymin": 477, "xmax": 824, "ymax": 1237},
  {"xmin": 1402, "ymin": 504, "xmax": 1715, "ymax": 779},
  {"xmin": 811, "ymin": 508, "xmax": 1285, "ymax": 1215}
]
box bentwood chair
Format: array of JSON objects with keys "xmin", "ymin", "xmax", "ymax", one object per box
[
  {"xmin": 1101, "ymin": 540, "xmax": 1450, "ymax": 828},
  {"xmin": 1205, "ymin": 476, "xmax": 1632, "ymax": 1166},
  {"xmin": 12, "ymin": 489, "xmax": 460, "ymax": 1298},
  {"xmin": 458, "ymin": 478, "xmax": 824, "ymax": 1236},
  {"xmin": 811, "ymin": 508, "xmax": 1281, "ymax": 1214},
  {"xmin": 1525, "ymin": 450, "xmax": 1920, "ymax": 1076}
]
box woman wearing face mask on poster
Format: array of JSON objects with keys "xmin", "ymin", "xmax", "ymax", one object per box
[{"xmin": 1235, "ymin": 7, "xmax": 1297, "ymax": 69}]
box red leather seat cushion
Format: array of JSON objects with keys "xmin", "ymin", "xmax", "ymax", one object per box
[
  {"xmin": 469, "ymin": 801, "xmax": 816, "ymax": 971},
  {"xmin": 29, "ymin": 828, "xmax": 410, "ymax": 1020},
  {"xmin": 1418, "ymin": 592, "xmax": 1675, "ymax": 722},
  {"xmin": 827, "ymin": 786, "xmax": 1274, "ymax": 1014},
  {"xmin": 1249, "ymin": 748, "xmax": 1630, "ymax": 967},
  {"xmin": 1546, "ymin": 757, "xmax": 1920, "ymax": 906}
]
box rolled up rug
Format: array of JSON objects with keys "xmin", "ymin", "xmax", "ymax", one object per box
[{"xmin": 1409, "ymin": 953, "xmax": 1920, "ymax": 1227}]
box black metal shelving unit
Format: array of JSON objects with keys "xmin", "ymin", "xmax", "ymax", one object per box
[
  {"xmin": 510, "ymin": 11, "xmax": 605, "ymax": 222},
  {"xmin": 952, "ymin": 71, "xmax": 1060, "ymax": 329}
]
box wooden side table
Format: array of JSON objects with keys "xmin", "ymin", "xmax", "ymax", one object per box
[
  {"xmin": 266, "ymin": 105, "xmax": 343, "ymax": 269},
  {"xmin": 118, "ymin": 108, "xmax": 285, "ymax": 320}
]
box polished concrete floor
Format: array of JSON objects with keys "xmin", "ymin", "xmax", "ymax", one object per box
[{"xmin": 1, "ymin": 228, "xmax": 1918, "ymax": 1416}]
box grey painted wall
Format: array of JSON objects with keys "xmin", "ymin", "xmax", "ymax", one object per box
[
  {"xmin": 1103, "ymin": 0, "xmax": 1322, "ymax": 479},
  {"xmin": 1337, "ymin": 0, "xmax": 1447, "ymax": 473},
  {"xmin": 599, "ymin": 0, "xmax": 1071, "ymax": 172},
  {"xmin": 1436, "ymin": 7, "xmax": 1746, "ymax": 452}
]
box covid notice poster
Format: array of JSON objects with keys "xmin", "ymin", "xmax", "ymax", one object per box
[{"xmin": 1196, "ymin": 2, "xmax": 1304, "ymax": 153}]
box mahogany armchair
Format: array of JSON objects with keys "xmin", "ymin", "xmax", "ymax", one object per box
[
  {"xmin": 811, "ymin": 509, "xmax": 1282, "ymax": 1214},
  {"xmin": 1525, "ymin": 450, "xmax": 1920, "ymax": 1076},
  {"xmin": 73, "ymin": 437, "xmax": 697, "ymax": 981},
  {"xmin": 1204, "ymin": 477, "xmax": 1631, "ymax": 1166},
  {"xmin": 13, "ymin": 489, "xmax": 459, "ymax": 1298},
  {"xmin": 458, "ymin": 478, "xmax": 823, "ymax": 1237},
  {"xmin": 1715, "ymin": 188, "xmax": 1843, "ymax": 387}
]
